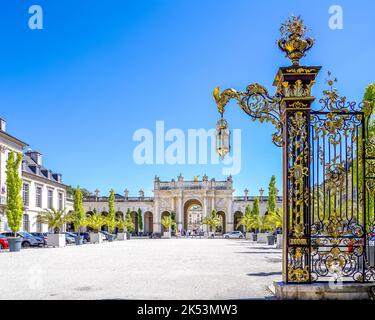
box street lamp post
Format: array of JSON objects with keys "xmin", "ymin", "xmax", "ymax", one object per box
[
  {"xmin": 244, "ymin": 188, "xmax": 249, "ymax": 200},
  {"xmin": 259, "ymin": 188, "xmax": 264, "ymax": 201}
]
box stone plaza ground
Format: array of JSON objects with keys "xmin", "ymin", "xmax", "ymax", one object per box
[{"xmin": 0, "ymin": 238, "xmax": 282, "ymax": 300}]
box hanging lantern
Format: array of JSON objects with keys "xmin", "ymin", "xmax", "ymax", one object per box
[{"xmin": 216, "ymin": 117, "xmax": 230, "ymax": 159}]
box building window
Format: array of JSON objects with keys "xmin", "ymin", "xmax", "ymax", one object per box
[
  {"xmin": 36, "ymin": 186, "xmax": 42, "ymax": 208},
  {"xmin": 22, "ymin": 183, "xmax": 29, "ymax": 206},
  {"xmin": 23, "ymin": 214, "xmax": 30, "ymax": 232},
  {"xmin": 58, "ymin": 192, "xmax": 63, "ymax": 210},
  {"xmin": 36, "ymin": 223, "xmax": 42, "ymax": 233},
  {"xmin": 48, "ymin": 189, "xmax": 53, "ymax": 209}
]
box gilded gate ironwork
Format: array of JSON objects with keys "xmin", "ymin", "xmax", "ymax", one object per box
[
  {"xmin": 309, "ymin": 77, "xmax": 374, "ymax": 282},
  {"xmin": 212, "ymin": 15, "xmax": 375, "ymax": 284}
]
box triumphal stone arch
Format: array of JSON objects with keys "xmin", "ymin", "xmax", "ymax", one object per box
[{"xmin": 82, "ymin": 174, "xmax": 281, "ymax": 234}]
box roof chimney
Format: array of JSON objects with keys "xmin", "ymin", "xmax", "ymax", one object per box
[
  {"xmin": 25, "ymin": 150, "xmax": 43, "ymax": 166},
  {"xmin": 0, "ymin": 118, "xmax": 6, "ymax": 132}
]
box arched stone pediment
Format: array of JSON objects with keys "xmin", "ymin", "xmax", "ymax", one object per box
[{"xmin": 183, "ymin": 197, "xmax": 203, "ymax": 207}]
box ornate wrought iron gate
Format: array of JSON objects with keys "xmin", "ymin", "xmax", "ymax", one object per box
[
  {"xmin": 213, "ymin": 15, "xmax": 375, "ymax": 284},
  {"xmin": 310, "ymin": 109, "xmax": 368, "ymax": 282},
  {"xmin": 285, "ymin": 88, "xmax": 375, "ymax": 283}
]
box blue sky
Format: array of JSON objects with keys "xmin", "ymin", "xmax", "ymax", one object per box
[{"xmin": 1, "ymin": 0, "xmax": 374, "ymax": 196}]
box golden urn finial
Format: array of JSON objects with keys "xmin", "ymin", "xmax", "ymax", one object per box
[{"xmin": 278, "ymin": 15, "xmax": 314, "ymax": 66}]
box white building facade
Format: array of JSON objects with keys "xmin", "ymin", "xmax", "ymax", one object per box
[
  {"xmin": 0, "ymin": 118, "xmax": 73, "ymax": 233},
  {"xmin": 83, "ymin": 174, "xmax": 282, "ymax": 234}
]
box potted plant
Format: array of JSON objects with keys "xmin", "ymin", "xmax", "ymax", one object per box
[
  {"xmin": 5, "ymin": 151, "xmax": 24, "ymax": 252},
  {"xmin": 116, "ymin": 210, "xmax": 135, "ymax": 240},
  {"xmin": 36, "ymin": 208, "xmax": 69, "ymax": 247},
  {"xmin": 105, "ymin": 189, "xmax": 116, "ymax": 242},
  {"xmin": 137, "ymin": 208, "xmax": 143, "ymax": 236},
  {"xmin": 250, "ymin": 197, "xmax": 261, "ymax": 241},
  {"xmin": 237, "ymin": 205, "xmax": 253, "ymax": 240},
  {"xmin": 263, "ymin": 175, "xmax": 278, "ymax": 245},
  {"xmin": 116, "ymin": 215, "xmax": 131, "ymax": 240},
  {"xmin": 68, "ymin": 186, "xmax": 86, "ymax": 245},
  {"xmin": 161, "ymin": 215, "xmax": 175, "ymax": 238},
  {"xmin": 201, "ymin": 209, "xmax": 221, "ymax": 239},
  {"xmin": 85, "ymin": 209, "xmax": 106, "ymax": 243},
  {"xmin": 123, "ymin": 209, "xmax": 134, "ymax": 239},
  {"xmin": 256, "ymin": 215, "xmax": 272, "ymax": 244},
  {"xmin": 268, "ymin": 209, "xmax": 283, "ymax": 248}
]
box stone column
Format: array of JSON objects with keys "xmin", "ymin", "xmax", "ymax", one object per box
[
  {"xmin": 177, "ymin": 192, "xmax": 183, "ymax": 231},
  {"xmin": 202, "ymin": 192, "xmax": 208, "ymax": 233},
  {"xmin": 153, "ymin": 195, "xmax": 161, "ymax": 233},
  {"xmin": 211, "ymin": 193, "xmax": 215, "ymax": 212},
  {"xmin": 226, "ymin": 196, "xmax": 233, "ymax": 232}
]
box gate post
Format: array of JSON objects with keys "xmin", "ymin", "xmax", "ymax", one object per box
[{"xmin": 273, "ymin": 66, "xmax": 321, "ymax": 283}]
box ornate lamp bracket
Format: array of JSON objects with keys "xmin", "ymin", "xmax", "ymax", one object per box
[{"xmin": 213, "ymin": 84, "xmax": 283, "ymax": 147}]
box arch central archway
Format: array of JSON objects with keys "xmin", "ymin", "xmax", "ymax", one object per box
[{"xmin": 183, "ymin": 199, "xmax": 203, "ymax": 232}]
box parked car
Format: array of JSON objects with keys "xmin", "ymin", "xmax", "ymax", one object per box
[
  {"xmin": 0, "ymin": 235, "xmax": 9, "ymax": 250},
  {"xmin": 62, "ymin": 232, "xmax": 76, "ymax": 244},
  {"xmin": 100, "ymin": 231, "xmax": 115, "ymax": 241},
  {"xmin": 149, "ymin": 232, "xmax": 162, "ymax": 239},
  {"xmin": 1, "ymin": 231, "xmax": 44, "ymax": 248},
  {"xmin": 223, "ymin": 231, "xmax": 245, "ymax": 239},
  {"xmin": 30, "ymin": 232, "xmax": 48, "ymax": 246},
  {"xmin": 369, "ymin": 228, "xmax": 375, "ymax": 241},
  {"xmin": 71, "ymin": 232, "xmax": 90, "ymax": 243}
]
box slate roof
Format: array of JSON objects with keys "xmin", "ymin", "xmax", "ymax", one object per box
[{"xmin": 22, "ymin": 154, "xmax": 64, "ymax": 185}]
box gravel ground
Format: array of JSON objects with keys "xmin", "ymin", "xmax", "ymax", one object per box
[{"xmin": 0, "ymin": 238, "xmax": 281, "ymax": 300}]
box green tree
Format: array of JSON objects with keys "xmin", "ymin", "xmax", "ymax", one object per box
[
  {"xmin": 117, "ymin": 214, "xmax": 134, "ymax": 233},
  {"xmin": 363, "ymin": 84, "xmax": 375, "ymax": 224},
  {"xmin": 5, "ymin": 151, "xmax": 24, "ymax": 236},
  {"xmin": 267, "ymin": 208, "xmax": 283, "ymax": 232},
  {"xmin": 85, "ymin": 209, "xmax": 106, "ymax": 233},
  {"xmin": 252, "ymin": 197, "xmax": 260, "ymax": 218},
  {"xmin": 125, "ymin": 209, "xmax": 135, "ymax": 233},
  {"xmin": 170, "ymin": 211, "xmax": 176, "ymax": 232},
  {"xmin": 66, "ymin": 185, "xmax": 91, "ymax": 198},
  {"xmin": 248, "ymin": 197, "xmax": 261, "ymax": 232},
  {"xmin": 352, "ymin": 84, "xmax": 375, "ymax": 226},
  {"xmin": 267, "ymin": 175, "xmax": 277, "ymax": 214},
  {"xmin": 137, "ymin": 208, "xmax": 143, "ymax": 232},
  {"xmin": 161, "ymin": 215, "xmax": 176, "ymax": 232},
  {"xmin": 237, "ymin": 204, "xmax": 253, "ymax": 232},
  {"xmin": 36, "ymin": 208, "xmax": 69, "ymax": 234},
  {"xmin": 68, "ymin": 186, "xmax": 85, "ymax": 233},
  {"xmin": 201, "ymin": 209, "xmax": 222, "ymax": 233},
  {"xmin": 106, "ymin": 189, "xmax": 116, "ymax": 233}
]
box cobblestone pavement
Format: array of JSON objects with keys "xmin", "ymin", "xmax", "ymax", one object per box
[{"xmin": 0, "ymin": 238, "xmax": 281, "ymax": 300}]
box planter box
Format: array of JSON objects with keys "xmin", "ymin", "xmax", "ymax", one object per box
[
  {"xmin": 257, "ymin": 232, "xmax": 270, "ymax": 244},
  {"xmin": 74, "ymin": 235, "xmax": 83, "ymax": 245},
  {"xmin": 245, "ymin": 232, "xmax": 254, "ymax": 240},
  {"xmin": 267, "ymin": 234, "xmax": 275, "ymax": 245},
  {"xmin": 89, "ymin": 232, "xmax": 103, "ymax": 244},
  {"xmin": 276, "ymin": 233, "xmax": 283, "ymax": 249},
  {"xmin": 163, "ymin": 231, "xmax": 171, "ymax": 239},
  {"xmin": 8, "ymin": 237, "xmax": 22, "ymax": 252},
  {"xmin": 117, "ymin": 232, "xmax": 127, "ymax": 241},
  {"xmin": 47, "ymin": 233, "xmax": 66, "ymax": 248}
]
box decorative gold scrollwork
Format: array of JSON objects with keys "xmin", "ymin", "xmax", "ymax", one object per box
[
  {"xmin": 213, "ymin": 84, "xmax": 283, "ymax": 147},
  {"xmin": 278, "ymin": 16, "xmax": 314, "ymax": 66},
  {"xmin": 282, "ymin": 80, "xmax": 314, "ymax": 98},
  {"xmin": 288, "ymin": 266, "xmax": 310, "ymax": 283}
]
